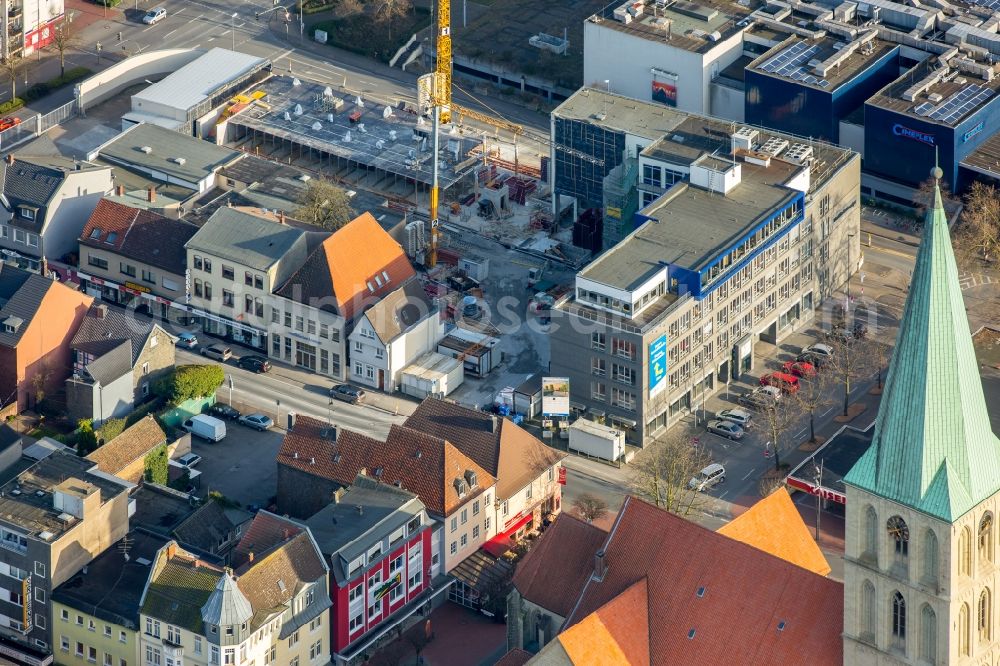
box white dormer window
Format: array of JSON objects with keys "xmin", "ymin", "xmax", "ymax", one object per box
[{"xmin": 18, "ymin": 206, "xmax": 35, "ymax": 220}]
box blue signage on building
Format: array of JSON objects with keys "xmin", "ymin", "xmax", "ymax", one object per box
[
  {"xmin": 649, "ymin": 334, "xmax": 667, "ymax": 396},
  {"xmin": 963, "ymin": 121, "xmax": 985, "ymax": 143},
  {"xmin": 892, "ymin": 123, "xmax": 935, "ymax": 146}
]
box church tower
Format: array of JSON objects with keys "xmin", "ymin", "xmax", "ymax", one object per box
[{"xmin": 843, "ymin": 169, "xmax": 1000, "ymax": 665}]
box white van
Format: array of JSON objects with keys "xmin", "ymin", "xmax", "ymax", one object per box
[{"xmin": 183, "ymin": 414, "xmax": 227, "ymax": 442}]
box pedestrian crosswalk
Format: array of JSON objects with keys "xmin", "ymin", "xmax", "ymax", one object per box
[{"xmin": 959, "ymin": 272, "xmax": 998, "ymax": 291}]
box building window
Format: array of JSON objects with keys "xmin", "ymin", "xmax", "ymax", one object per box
[
  {"xmin": 980, "ymin": 513, "xmax": 994, "ymax": 564},
  {"xmin": 296, "ymin": 316, "xmax": 305, "ymax": 332},
  {"xmin": 473, "ymin": 500, "xmax": 480, "ymax": 516},
  {"xmin": 222, "ymin": 289, "xmax": 234, "ymax": 307},
  {"xmin": 891, "ymin": 591, "xmax": 906, "ymax": 648},
  {"xmin": 193, "ymin": 256, "xmax": 203, "ymax": 270},
  {"xmin": 88, "ymin": 646, "xmax": 98, "ymax": 663},
  {"xmin": 863, "ymin": 505, "xmax": 877, "ymax": 561},
  {"xmin": 35, "ymin": 613, "xmax": 45, "ymax": 629},
  {"xmin": 920, "ymin": 604, "xmax": 936, "ymax": 662},
  {"xmin": 348, "ymin": 613, "xmax": 363, "ymax": 633},
  {"xmin": 960, "ymin": 603, "xmax": 971, "ymax": 656},
  {"xmin": 961, "ymin": 526, "xmax": 973, "ymax": 576},
  {"xmin": 88, "ymin": 256, "xmax": 109, "ymax": 270},
  {"xmin": 922, "ymin": 529, "xmax": 938, "ymax": 584},
  {"xmin": 449, "ymin": 542, "xmax": 457, "ymax": 555},
  {"xmin": 979, "ymin": 588, "xmax": 992, "ymax": 642},
  {"xmin": 460, "ymin": 534, "xmax": 467, "ymax": 548},
  {"xmin": 460, "ymin": 509, "xmax": 467, "ymax": 525},
  {"xmin": 254, "ymin": 275, "xmax": 263, "ymax": 289},
  {"xmin": 222, "ymin": 265, "xmax": 235, "ymax": 280},
  {"xmin": 210, "ymin": 647, "xmax": 219, "ymax": 666},
  {"xmin": 194, "ymin": 278, "xmax": 203, "ymax": 298},
  {"xmin": 591, "ymin": 332, "xmax": 605, "ymax": 351},
  {"xmin": 104, "ymin": 654, "xmax": 113, "ymax": 666},
  {"xmin": 194, "ymin": 637, "xmax": 202, "ymax": 655},
  {"xmin": 120, "ymin": 631, "xmax": 127, "ymax": 643},
  {"xmin": 591, "ymin": 381, "xmax": 606, "ymax": 401},
  {"xmin": 120, "ymin": 263, "xmax": 136, "ymax": 277},
  {"xmin": 142, "ymin": 269, "xmax": 155, "ymax": 284},
  {"xmin": 289, "ymin": 630, "xmax": 300, "ymax": 647},
  {"xmin": 591, "ymin": 357, "xmax": 606, "ymax": 376},
  {"xmin": 309, "ymin": 616, "xmax": 322, "ymax": 632},
  {"xmin": 502, "ymin": 500, "xmax": 509, "ymax": 515},
  {"xmin": 60, "ymin": 636, "xmax": 68, "ymax": 651},
  {"xmin": 13, "ymin": 228, "xmax": 24, "ymax": 243},
  {"xmin": 309, "ymin": 640, "xmax": 322, "ymax": 660},
  {"xmin": 408, "ymin": 570, "xmax": 422, "ymax": 590},
  {"xmin": 641, "ymin": 164, "xmax": 662, "ymax": 188},
  {"xmin": 76, "ymin": 642, "xmax": 84, "ymax": 657},
  {"xmin": 473, "ymin": 525, "xmax": 480, "ymax": 539},
  {"xmin": 146, "ymin": 618, "xmax": 160, "ymax": 638},
  {"xmin": 103, "ymin": 625, "xmax": 111, "ymax": 637},
  {"xmin": 167, "ymin": 625, "xmax": 181, "ymax": 644},
  {"xmin": 860, "ymin": 580, "xmax": 876, "ymax": 643},
  {"xmin": 224, "ymin": 649, "xmax": 235, "ymax": 665},
  {"xmin": 18, "ymin": 206, "xmax": 34, "ymax": 220}
]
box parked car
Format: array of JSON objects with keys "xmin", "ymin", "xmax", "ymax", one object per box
[
  {"xmin": 238, "ymin": 355, "xmax": 271, "ymax": 373},
  {"xmin": 796, "ymin": 352, "xmax": 829, "ymax": 369},
  {"xmin": 689, "ymin": 463, "xmax": 726, "ymax": 491},
  {"xmin": 176, "ymin": 452, "xmax": 202, "ymax": 469},
  {"xmin": 331, "ymin": 384, "xmax": 366, "ymax": 404},
  {"xmin": 760, "ymin": 372, "xmax": 801, "ymax": 394},
  {"xmin": 177, "ymin": 332, "xmax": 199, "ymax": 349},
  {"xmin": 782, "ymin": 360, "xmax": 817, "ymax": 378},
  {"xmin": 209, "ymin": 403, "xmax": 241, "ymax": 420},
  {"xmin": 0, "ymin": 117, "xmax": 21, "ymax": 132},
  {"xmin": 707, "ymin": 420, "xmax": 744, "ymax": 440},
  {"xmin": 201, "ymin": 344, "xmax": 232, "ymax": 362},
  {"xmin": 239, "ymin": 413, "xmax": 274, "ymax": 431},
  {"xmin": 143, "ymin": 7, "xmax": 166, "ymax": 23},
  {"xmin": 737, "ymin": 386, "xmax": 782, "ymax": 411},
  {"xmin": 802, "ymin": 343, "xmax": 835, "ymax": 358},
  {"xmin": 182, "ymin": 414, "xmax": 226, "ymax": 442},
  {"xmin": 827, "ymin": 326, "xmax": 855, "ymax": 344},
  {"xmin": 716, "ymin": 408, "xmax": 753, "ymax": 429}
]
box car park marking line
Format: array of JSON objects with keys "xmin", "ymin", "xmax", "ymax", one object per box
[
  {"xmin": 795, "ymin": 427, "xmax": 807, "ymax": 438},
  {"xmin": 163, "ymin": 29, "xmax": 177, "ymax": 37},
  {"xmin": 820, "ymin": 407, "xmax": 834, "ymax": 417},
  {"xmin": 742, "ymin": 468, "xmax": 757, "ymax": 481}
]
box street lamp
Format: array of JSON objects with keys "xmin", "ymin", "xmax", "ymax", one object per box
[
  {"xmin": 227, "ymin": 375, "xmax": 234, "ymax": 405},
  {"xmin": 846, "ymin": 232, "xmax": 856, "ymax": 312},
  {"xmin": 812, "ymin": 460, "xmax": 824, "ymax": 541},
  {"xmin": 231, "ymin": 11, "xmax": 238, "ymax": 51}
]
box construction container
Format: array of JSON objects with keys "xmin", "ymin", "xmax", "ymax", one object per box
[{"xmin": 568, "ymin": 418, "xmax": 625, "ymax": 462}]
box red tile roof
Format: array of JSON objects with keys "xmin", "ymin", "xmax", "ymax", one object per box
[
  {"xmin": 232, "ymin": 511, "xmax": 305, "ymax": 570},
  {"xmin": 558, "ymin": 497, "xmax": 844, "ymax": 665},
  {"xmin": 494, "ymin": 649, "xmax": 533, "ymax": 666},
  {"xmin": 556, "ymin": 578, "xmax": 650, "ymax": 666},
  {"xmin": 405, "ymin": 398, "xmax": 565, "ymax": 499},
  {"xmin": 79, "ymin": 199, "xmax": 196, "ymax": 273},
  {"xmin": 277, "ymin": 415, "xmax": 495, "ymax": 516},
  {"xmin": 512, "ymin": 513, "xmax": 607, "ymax": 618},
  {"xmin": 276, "ymin": 212, "xmax": 415, "ymax": 321}
]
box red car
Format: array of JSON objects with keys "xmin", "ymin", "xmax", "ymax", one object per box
[
  {"xmin": 759, "ymin": 372, "xmax": 801, "ymax": 395},
  {"xmin": 782, "ymin": 360, "xmax": 817, "ymax": 378},
  {"xmin": 0, "ymin": 116, "xmax": 21, "ymax": 131}
]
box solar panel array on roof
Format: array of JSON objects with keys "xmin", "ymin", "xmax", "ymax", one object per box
[
  {"xmin": 926, "ymin": 85, "xmax": 994, "ymax": 124},
  {"xmin": 913, "ymin": 101, "xmax": 934, "ymax": 116},
  {"xmin": 758, "ymin": 42, "xmax": 830, "ymax": 88},
  {"xmin": 969, "ymin": 0, "xmax": 1000, "ymax": 11}
]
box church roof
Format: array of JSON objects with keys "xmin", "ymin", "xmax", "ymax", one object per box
[
  {"xmin": 717, "ymin": 488, "xmax": 831, "ymax": 576},
  {"xmin": 843, "ymin": 170, "xmax": 1000, "ymax": 522}
]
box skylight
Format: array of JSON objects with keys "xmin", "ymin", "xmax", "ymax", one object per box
[{"xmin": 89, "ymin": 228, "xmax": 101, "ymax": 239}]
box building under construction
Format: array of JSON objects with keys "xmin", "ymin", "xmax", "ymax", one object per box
[{"xmin": 224, "ymin": 75, "xmax": 483, "ymax": 203}]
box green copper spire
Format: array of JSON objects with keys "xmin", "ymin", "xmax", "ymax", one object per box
[{"xmin": 844, "ymin": 169, "xmax": 1000, "ymax": 522}]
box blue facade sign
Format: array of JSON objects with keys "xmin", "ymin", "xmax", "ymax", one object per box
[
  {"xmin": 893, "ymin": 123, "xmax": 935, "ymax": 146},
  {"xmin": 963, "ymin": 122, "xmax": 985, "ymax": 143},
  {"xmin": 649, "ymin": 334, "xmax": 668, "ymax": 397}
]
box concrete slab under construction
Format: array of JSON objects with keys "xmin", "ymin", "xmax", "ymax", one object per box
[{"xmin": 227, "ymin": 75, "xmax": 482, "ymax": 190}]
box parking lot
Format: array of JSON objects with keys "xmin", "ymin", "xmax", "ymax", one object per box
[{"xmin": 188, "ymin": 420, "xmax": 284, "ymax": 511}]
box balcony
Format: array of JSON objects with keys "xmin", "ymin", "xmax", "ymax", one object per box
[{"xmin": 6, "ymin": 5, "xmax": 20, "ymax": 18}]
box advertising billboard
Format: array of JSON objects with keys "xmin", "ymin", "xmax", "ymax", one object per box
[
  {"xmin": 651, "ymin": 72, "xmax": 678, "ymax": 108},
  {"xmin": 542, "ymin": 377, "xmax": 570, "ymax": 416},
  {"xmin": 648, "ymin": 334, "xmax": 668, "ymax": 397}
]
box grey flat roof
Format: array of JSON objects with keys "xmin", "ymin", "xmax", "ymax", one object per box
[
  {"xmin": 132, "ymin": 47, "xmax": 269, "ymax": 113},
  {"xmin": 553, "ymin": 88, "xmax": 684, "ymax": 140},
  {"xmin": 582, "ymin": 159, "xmax": 799, "ymax": 290},
  {"xmin": 748, "ymin": 35, "xmax": 897, "ymax": 92},
  {"xmin": 229, "ymin": 76, "xmax": 480, "ymax": 188},
  {"xmin": 98, "ymin": 123, "xmax": 241, "ymax": 185},
  {"xmin": 588, "ymin": 0, "xmax": 747, "ymax": 54}
]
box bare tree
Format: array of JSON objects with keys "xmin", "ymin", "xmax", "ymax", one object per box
[
  {"xmin": 629, "ymin": 423, "xmax": 710, "ymax": 517},
  {"xmin": 373, "ymin": 0, "xmax": 412, "ymax": 40},
  {"xmin": 0, "ymin": 55, "xmax": 22, "ymax": 100},
  {"xmin": 52, "ymin": 21, "xmax": 78, "ymax": 77},
  {"xmin": 828, "ymin": 336, "xmax": 874, "ymax": 417},
  {"xmin": 954, "ymin": 181, "xmax": 1000, "ymax": 272},
  {"xmin": 792, "ymin": 367, "xmax": 834, "ymax": 444},
  {"xmin": 294, "ymin": 178, "xmax": 355, "ymax": 230},
  {"xmin": 759, "ymin": 396, "xmax": 799, "ymax": 472},
  {"xmin": 338, "ymin": 0, "xmax": 363, "ymax": 16},
  {"xmin": 870, "ymin": 339, "xmax": 890, "ymax": 391},
  {"xmin": 571, "ymin": 493, "xmax": 608, "ymax": 524}
]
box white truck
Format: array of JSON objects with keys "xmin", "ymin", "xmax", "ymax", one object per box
[{"xmin": 182, "ymin": 414, "xmax": 227, "ymax": 442}]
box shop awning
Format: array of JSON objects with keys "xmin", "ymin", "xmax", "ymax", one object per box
[{"xmin": 482, "ymin": 512, "xmax": 533, "ymax": 557}]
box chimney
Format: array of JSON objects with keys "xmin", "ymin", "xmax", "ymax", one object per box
[
  {"xmin": 491, "ymin": 415, "xmax": 499, "ymax": 433},
  {"xmin": 94, "ymin": 304, "xmax": 107, "ymax": 319},
  {"xmin": 248, "ymin": 551, "xmax": 254, "ymax": 563},
  {"xmin": 166, "ymin": 543, "xmax": 177, "ymax": 560},
  {"xmin": 310, "ymin": 457, "xmax": 315, "ymax": 465},
  {"xmin": 115, "ymin": 184, "xmax": 125, "ymax": 196},
  {"xmin": 147, "ymin": 186, "xmax": 156, "ymax": 203},
  {"xmin": 40, "ymin": 257, "xmax": 48, "ymax": 278},
  {"xmin": 356, "ymin": 505, "xmax": 364, "ymax": 516},
  {"xmin": 4, "ymin": 154, "xmax": 12, "ymax": 166},
  {"xmin": 193, "ymin": 559, "xmax": 201, "ymax": 569},
  {"xmin": 593, "ymin": 549, "xmax": 607, "ymax": 581},
  {"xmin": 282, "ymin": 528, "xmax": 291, "ymax": 539},
  {"xmin": 278, "ymin": 210, "xmax": 286, "ymax": 225}
]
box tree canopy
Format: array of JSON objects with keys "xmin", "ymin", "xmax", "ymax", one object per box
[
  {"xmin": 157, "ymin": 364, "xmax": 225, "ymax": 405},
  {"xmin": 294, "ymin": 179, "xmax": 355, "ymax": 231}
]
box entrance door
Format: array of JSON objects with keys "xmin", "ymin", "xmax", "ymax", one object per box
[{"xmin": 378, "ymin": 369, "xmax": 385, "ymax": 391}]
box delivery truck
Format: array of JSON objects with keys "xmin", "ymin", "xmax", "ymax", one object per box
[{"xmin": 182, "ymin": 414, "xmax": 227, "ymax": 442}]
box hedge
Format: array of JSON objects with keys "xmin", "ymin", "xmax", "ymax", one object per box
[
  {"xmin": 22, "ymin": 67, "xmax": 92, "ymax": 103},
  {"xmin": 144, "ymin": 444, "xmax": 168, "ymax": 485},
  {"xmin": 156, "ymin": 364, "xmax": 225, "ymax": 405},
  {"xmin": 0, "ymin": 99, "xmax": 23, "ymax": 115}
]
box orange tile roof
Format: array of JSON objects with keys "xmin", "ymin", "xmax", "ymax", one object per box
[
  {"xmin": 557, "ymin": 579, "xmax": 650, "ymax": 666},
  {"xmin": 277, "ymin": 212, "xmax": 414, "ymax": 321},
  {"xmin": 277, "ymin": 416, "xmax": 495, "ymax": 516},
  {"xmin": 717, "ymin": 488, "xmax": 832, "ymax": 576},
  {"xmin": 525, "ymin": 497, "xmax": 843, "ymax": 666}
]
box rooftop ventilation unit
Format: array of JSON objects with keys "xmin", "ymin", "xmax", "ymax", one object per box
[
  {"xmin": 140, "ymin": 146, "xmax": 152, "ymax": 154},
  {"xmin": 293, "ymin": 104, "xmax": 303, "ymax": 116},
  {"xmin": 760, "ymin": 136, "xmax": 790, "ymax": 157},
  {"xmin": 172, "ymin": 157, "xmax": 186, "ymax": 165},
  {"xmin": 783, "ymin": 143, "xmax": 814, "ymax": 164},
  {"xmin": 312, "ymin": 121, "xmax": 322, "ymax": 130}
]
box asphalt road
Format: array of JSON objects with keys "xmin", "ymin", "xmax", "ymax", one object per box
[{"xmin": 176, "ymin": 347, "xmax": 405, "ymax": 438}]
